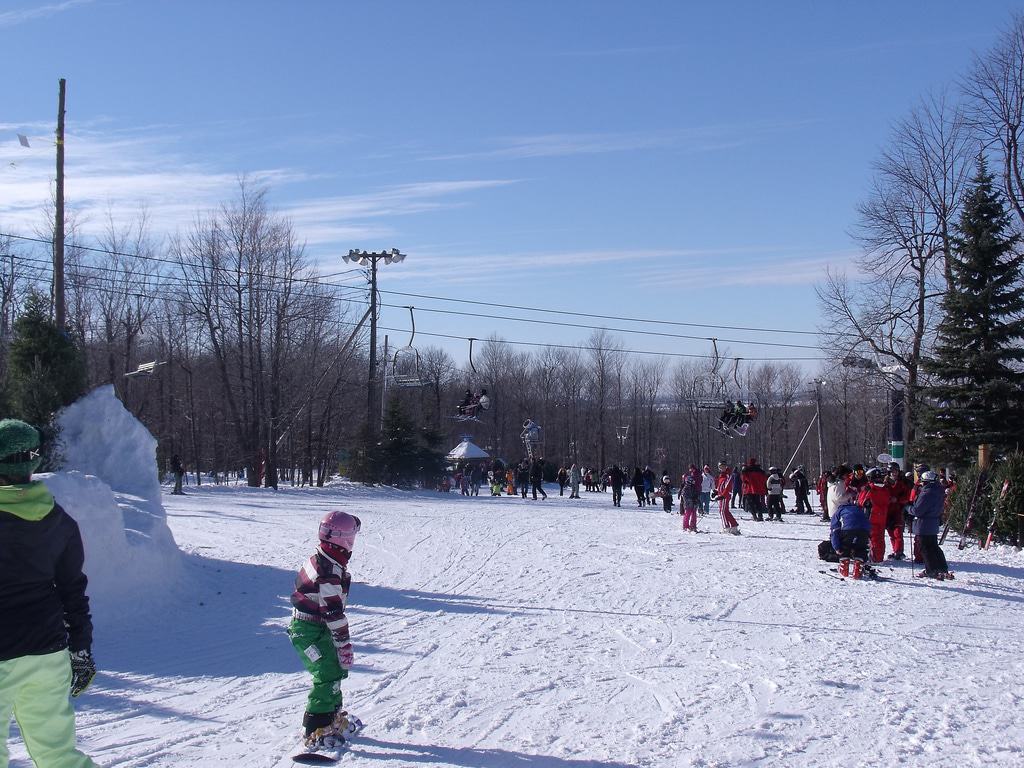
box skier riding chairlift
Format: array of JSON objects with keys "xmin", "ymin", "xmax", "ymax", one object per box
[{"xmin": 455, "ymin": 388, "xmax": 490, "ymax": 420}]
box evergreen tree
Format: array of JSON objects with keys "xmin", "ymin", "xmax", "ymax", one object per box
[
  {"xmin": 347, "ymin": 399, "xmax": 448, "ymax": 487},
  {"xmin": 918, "ymin": 159, "xmax": 1024, "ymax": 466},
  {"xmin": 5, "ymin": 290, "xmax": 87, "ymax": 427}
]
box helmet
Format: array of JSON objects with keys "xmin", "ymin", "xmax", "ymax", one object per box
[
  {"xmin": 318, "ymin": 511, "xmax": 361, "ymax": 563},
  {"xmin": 867, "ymin": 468, "xmax": 884, "ymax": 483},
  {"xmin": 768, "ymin": 466, "xmax": 779, "ymax": 473},
  {"xmin": 921, "ymin": 470, "xmax": 938, "ymax": 482}
]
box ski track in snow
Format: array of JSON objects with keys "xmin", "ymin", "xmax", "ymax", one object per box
[{"xmin": 11, "ymin": 484, "xmax": 1024, "ymax": 767}]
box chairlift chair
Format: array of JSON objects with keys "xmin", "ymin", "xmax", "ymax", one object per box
[{"xmin": 390, "ymin": 306, "xmax": 426, "ymax": 387}]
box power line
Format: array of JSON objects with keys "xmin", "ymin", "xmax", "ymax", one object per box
[
  {"xmin": 378, "ymin": 289, "xmax": 821, "ymax": 337},
  {"xmin": 0, "ymin": 230, "xmax": 824, "ymax": 340},
  {"xmin": 0, "ymin": 231, "xmax": 827, "ymax": 360}
]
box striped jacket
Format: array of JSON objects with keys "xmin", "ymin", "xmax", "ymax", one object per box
[{"xmin": 291, "ymin": 550, "xmax": 351, "ymax": 648}]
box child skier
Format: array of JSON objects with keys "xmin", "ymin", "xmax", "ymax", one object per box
[
  {"xmin": 679, "ymin": 465, "xmax": 701, "ymax": 531},
  {"xmin": 288, "ymin": 510, "xmax": 363, "ymax": 756},
  {"xmin": 659, "ymin": 473, "xmax": 674, "ymax": 512}
]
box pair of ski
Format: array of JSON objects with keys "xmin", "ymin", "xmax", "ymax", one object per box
[
  {"xmin": 711, "ymin": 423, "xmax": 749, "ymax": 439},
  {"xmin": 820, "ymin": 565, "xmax": 891, "ymax": 583},
  {"xmin": 292, "ymin": 715, "xmax": 363, "ymax": 765}
]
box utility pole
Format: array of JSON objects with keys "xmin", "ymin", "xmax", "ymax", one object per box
[
  {"xmin": 814, "ymin": 379, "xmax": 826, "ymax": 478},
  {"xmin": 54, "ymin": 77, "xmax": 66, "ymax": 330},
  {"xmin": 342, "ymin": 248, "xmax": 406, "ymax": 435}
]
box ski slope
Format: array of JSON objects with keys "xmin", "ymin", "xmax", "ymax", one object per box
[{"xmin": 11, "ymin": 478, "xmax": 1024, "ymax": 768}]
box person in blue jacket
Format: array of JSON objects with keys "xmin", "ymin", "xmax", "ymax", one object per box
[
  {"xmin": 909, "ymin": 470, "xmax": 953, "ymax": 580},
  {"xmin": 829, "ymin": 476, "xmax": 871, "ymax": 579}
]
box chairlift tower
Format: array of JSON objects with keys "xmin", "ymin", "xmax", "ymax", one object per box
[{"xmin": 343, "ymin": 248, "xmax": 406, "ymax": 435}]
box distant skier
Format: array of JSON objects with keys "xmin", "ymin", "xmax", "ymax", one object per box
[
  {"xmin": 642, "ymin": 466, "xmax": 656, "ymax": 504},
  {"xmin": 0, "ymin": 419, "xmax": 99, "ymax": 768},
  {"xmin": 608, "ymin": 464, "xmax": 625, "ymax": 507},
  {"xmin": 700, "ymin": 465, "xmax": 715, "ymax": 516},
  {"xmin": 766, "ymin": 466, "xmax": 785, "ymax": 521},
  {"xmin": 631, "ymin": 466, "xmax": 646, "ymax": 507},
  {"xmin": 789, "ymin": 465, "xmax": 813, "ymax": 515},
  {"xmin": 171, "ymin": 453, "xmax": 185, "ymax": 495},
  {"xmin": 713, "ymin": 461, "xmax": 741, "ymax": 534},
  {"xmin": 288, "ymin": 511, "xmax": 363, "ymax": 757},
  {"xmin": 530, "ymin": 458, "xmax": 547, "ymax": 500},
  {"xmin": 568, "ymin": 463, "xmax": 582, "ymax": 499},
  {"xmin": 740, "ymin": 457, "xmax": 768, "ymax": 522}
]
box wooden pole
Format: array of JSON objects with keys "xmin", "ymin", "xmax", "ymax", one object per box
[{"xmin": 54, "ymin": 78, "xmax": 66, "ymax": 330}]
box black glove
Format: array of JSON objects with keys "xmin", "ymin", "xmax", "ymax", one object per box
[{"xmin": 70, "ymin": 649, "xmax": 96, "ymax": 697}]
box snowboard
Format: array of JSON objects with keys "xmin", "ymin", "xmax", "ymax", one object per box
[{"xmin": 291, "ymin": 715, "xmax": 363, "ymax": 765}]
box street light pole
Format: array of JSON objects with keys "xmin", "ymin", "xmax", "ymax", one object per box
[
  {"xmin": 813, "ymin": 379, "xmax": 826, "ymax": 478},
  {"xmin": 343, "ymin": 248, "xmax": 406, "ymax": 436}
]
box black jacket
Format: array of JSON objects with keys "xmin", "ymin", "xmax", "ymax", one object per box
[{"xmin": 0, "ymin": 501, "xmax": 93, "ymax": 661}]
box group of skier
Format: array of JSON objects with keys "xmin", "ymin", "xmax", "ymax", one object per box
[{"xmin": 820, "ymin": 461, "xmax": 954, "ymax": 581}]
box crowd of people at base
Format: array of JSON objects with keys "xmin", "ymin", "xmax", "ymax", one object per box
[{"xmin": 818, "ymin": 461, "xmax": 955, "ymax": 581}]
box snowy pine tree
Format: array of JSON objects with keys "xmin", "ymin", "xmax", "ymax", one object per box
[{"xmin": 918, "ymin": 159, "xmax": 1024, "ymax": 466}]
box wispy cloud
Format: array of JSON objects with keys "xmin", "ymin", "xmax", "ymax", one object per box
[
  {"xmin": 381, "ymin": 246, "xmax": 855, "ymax": 289},
  {"xmin": 426, "ymin": 121, "xmax": 818, "ymax": 162},
  {"xmin": 0, "ymin": 124, "xmax": 305, "ymax": 237},
  {"xmin": 0, "ymin": 123, "xmax": 518, "ymax": 260},
  {"xmin": 0, "ymin": 0, "xmax": 92, "ymax": 28}
]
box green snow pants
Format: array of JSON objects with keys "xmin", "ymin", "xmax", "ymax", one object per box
[
  {"xmin": 0, "ymin": 649, "xmax": 99, "ymax": 768},
  {"xmin": 288, "ymin": 618, "xmax": 346, "ymax": 715}
]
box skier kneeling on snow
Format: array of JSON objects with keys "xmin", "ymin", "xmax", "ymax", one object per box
[
  {"xmin": 828, "ymin": 465, "xmax": 871, "ymax": 579},
  {"xmin": 0, "ymin": 418, "xmax": 99, "ymax": 768},
  {"xmin": 288, "ymin": 511, "xmax": 363, "ymax": 753}
]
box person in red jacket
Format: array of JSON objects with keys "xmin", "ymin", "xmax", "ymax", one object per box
[
  {"xmin": 740, "ymin": 457, "xmax": 768, "ymax": 522},
  {"xmin": 712, "ymin": 461, "xmax": 741, "ymax": 534},
  {"xmin": 858, "ymin": 468, "xmax": 892, "ymax": 562},
  {"xmin": 885, "ymin": 463, "xmax": 910, "ymax": 560}
]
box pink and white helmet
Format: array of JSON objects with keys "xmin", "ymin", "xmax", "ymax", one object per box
[{"xmin": 318, "ymin": 511, "xmax": 361, "ymax": 561}]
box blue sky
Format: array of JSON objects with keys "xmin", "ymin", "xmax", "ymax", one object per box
[{"xmin": 1, "ymin": 0, "xmax": 1020, "ymax": 369}]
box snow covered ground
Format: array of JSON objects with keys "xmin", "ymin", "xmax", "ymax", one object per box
[{"xmin": 11, "ymin": 476, "xmax": 1024, "ymax": 767}]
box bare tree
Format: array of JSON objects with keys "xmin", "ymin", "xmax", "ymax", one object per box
[
  {"xmin": 817, "ymin": 98, "xmax": 964, "ymax": 458},
  {"xmin": 965, "ymin": 13, "xmax": 1024, "ymax": 229}
]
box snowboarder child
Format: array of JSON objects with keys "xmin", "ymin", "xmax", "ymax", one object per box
[{"xmin": 288, "ymin": 510, "xmax": 363, "ymax": 755}]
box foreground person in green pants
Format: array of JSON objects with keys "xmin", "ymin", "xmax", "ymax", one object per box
[{"xmin": 0, "ymin": 418, "xmax": 98, "ymax": 768}]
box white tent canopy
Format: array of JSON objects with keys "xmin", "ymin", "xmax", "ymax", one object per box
[{"xmin": 446, "ymin": 440, "xmax": 490, "ymax": 461}]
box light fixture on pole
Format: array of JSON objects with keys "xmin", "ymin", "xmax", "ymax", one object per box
[{"xmin": 343, "ymin": 248, "xmax": 407, "ymax": 434}]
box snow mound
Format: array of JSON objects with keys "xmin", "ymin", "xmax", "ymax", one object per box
[{"xmin": 42, "ymin": 385, "xmax": 181, "ymax": 605}]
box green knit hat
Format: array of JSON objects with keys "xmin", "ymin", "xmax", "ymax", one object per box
[{"xmin": 0, "ymin": 419, "xmax": 43, "ymax": 479}]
